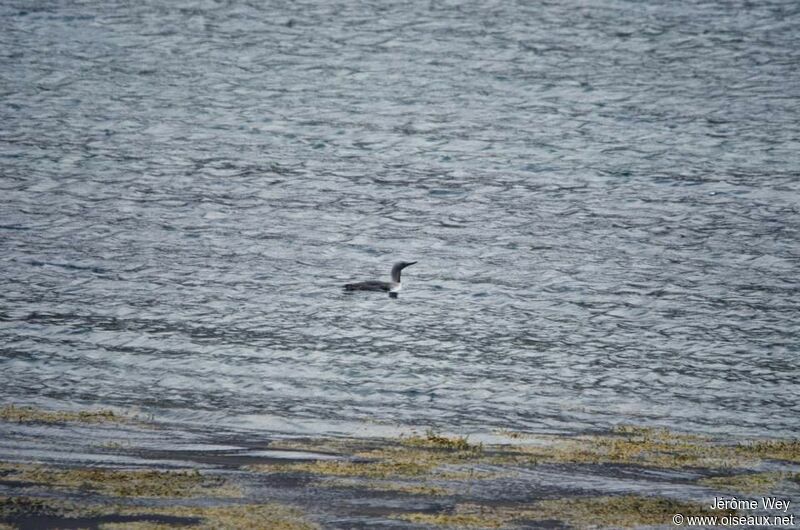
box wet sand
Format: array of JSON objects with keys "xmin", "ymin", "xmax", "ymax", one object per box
[{"xmin": 0, "ymin": 405, "xmax": 798, "ymax": 529}]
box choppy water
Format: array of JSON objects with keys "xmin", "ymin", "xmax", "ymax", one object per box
[{"xmin": 1, "ymin": 0, "xmax": 799, "ymax": 438}]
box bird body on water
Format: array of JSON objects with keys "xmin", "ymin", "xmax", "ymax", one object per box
[{"xmin": 344, "ymin": 261, "xmax": 417, "ymax": 296}]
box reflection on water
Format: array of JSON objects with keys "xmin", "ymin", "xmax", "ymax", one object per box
[{"xmin": 1, "ymin": 0, "xmax": 798, "ymax": 438}]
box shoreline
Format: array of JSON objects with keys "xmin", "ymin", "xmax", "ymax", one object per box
[{"xmin": 1, "ymin": 405, "xmax": 798, "ymax": 529}]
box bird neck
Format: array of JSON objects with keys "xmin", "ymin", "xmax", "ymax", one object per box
[{"xmin": 391, "ymin": 264, "xmax": 403, "ymax": 283}]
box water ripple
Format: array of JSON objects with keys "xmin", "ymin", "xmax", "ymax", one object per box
[{"xmin": 1, "ymin": 0, "xmax": 798, "ymax": 437}]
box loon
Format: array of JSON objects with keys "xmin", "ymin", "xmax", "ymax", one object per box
[{"xmin": 344, "ymin": 261, "xmax": 417, "ymax": 297}]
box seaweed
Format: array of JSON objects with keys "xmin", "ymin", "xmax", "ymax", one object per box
[
  {"xmin": 0, "ymin": 404, "xmax": 127, "ymax": 425},
  {"xmin": 394, "ymin": 496, "xmax": 738, "ymax": 528},
  {"xmin": 0, "ymin": 496, "xmax": 317, "ymax": 530},
  {"xmin": 699, "ymin": 471, "xmax": 800, "ymax": 495},
  {"xmin": 0, "ymin": 462, "xmax": 239, "ymax": 498}
]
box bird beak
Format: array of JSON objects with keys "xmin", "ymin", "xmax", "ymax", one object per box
[{"xmin": 405, "ymin": 261, "xmax": 417, "ymax": 267}]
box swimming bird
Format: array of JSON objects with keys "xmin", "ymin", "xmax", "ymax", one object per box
[{"xmin": 344, "ymin": 261, "xmax": 417, "ymax": 297}]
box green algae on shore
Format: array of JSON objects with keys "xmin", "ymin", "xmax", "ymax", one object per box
[
  {"xmin": 525, "ymin": 495, "xmax": 737, "ymax": 529},
  {"xmin": 394, "ymin": 495, "xmax": 738, "ymax": 529},
  {"xmin": 322, "ymin": 477, "xmax": 453, "ymax": 497},
  {"xmin": 395, "ymin": 506, "xmax": 510, "ymax": 529},
  {"xmin": 736, "ymin": 439, "xmax": 800, "ymax": 463},
  {"xmin": 252, "ymin": 432, "xmax": 492, "ymax": 481},
  {"xmin": 106, "ymin": 504, "xmax": 318, "ymax": 530},
  {"xmin": 253, "ymin": 426, "xmax": 800, "ymax": 492},
  {"xmin": 0, "ymin": 496, "xmax": 318, "ymax": 530},
  {"xmin": 0, "ymin": 404, "xmax": 128, "ymax": 425},
  {"xmin": 256, "ymin": 458, "xmax": 435, "ymax": 479},
  {"xmin": 401, "ymin": 429, "xmax": 482, "ymax": 453},
  {"xmin": 0, "ymin": 496, "xmax": 93, "ymax": 521},
  {"xmin": 494, "ymin": 425, "xmax": 774, "ymax": 469},
  {"xmin": 3, "ymin": 411, "xmax": 799, "ymax": 530},
  {"xmin": 252, "ymin": 453, "xmax": 490, "ymax": 481},
  {"xmin": 505, "ymin": 427, "xmax": 800, "ymax": 469},
  {"xmin": 699, "ymin": 471, "xmax": 800, "ymax": 495},
  {"xmin": 0, "ymin": 462, "xmax": 240, "ymax": 498}
]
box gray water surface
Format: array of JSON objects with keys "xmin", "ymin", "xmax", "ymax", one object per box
[{"xmin": 1, "ymin": 0, "xmax": 799, "ymax": 438}]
